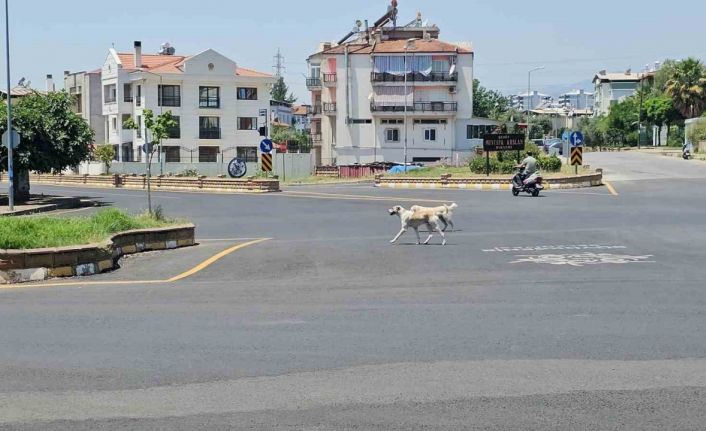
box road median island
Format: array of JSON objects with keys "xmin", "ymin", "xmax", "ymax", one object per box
[
  {"xmin": 23, "ymin": 173, "xmax": 280, "ymax": 193},
  {"xmin": 375, "ymin": 170, "xmax": 604, "ymax": 190},
  {"xmin": 0, "ymin": 209, "xmax": 195, "ymax": 284}
]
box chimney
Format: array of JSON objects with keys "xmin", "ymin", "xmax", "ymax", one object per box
[
  {"xmin": 134, "ymin": 41, "xmax": 143, "ymax": 68},
  {"xmin": 46, "ymin": 74, "xmax": 55, "ymax": 92}
]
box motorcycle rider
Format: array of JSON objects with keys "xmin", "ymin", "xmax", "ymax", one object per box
[{"xmin": 515, "ymin": 152, "xmax": 538, "ymax": 184}]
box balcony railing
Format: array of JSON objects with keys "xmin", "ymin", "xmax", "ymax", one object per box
[
  {"xmin": 323, "ymin": 102, "xmax": 337, "ymax": 114},
  {"xmin": 306, "ymin": 77, "xmax": 322, "ymax": 89},
  {"xmin": 370, "ymin": 72, "xmax": 458, "ymax": 83},
  {"xmin": 311, "ymin": 104, "xmax": 323, "ymax": 115},
  {"xmin": 124, "ymin": 96, "xmax": 134, "ymax": 103},
  {"xmin": 199, "ymin": 98, "xmax": 220, "ymax": 109},
  {"xmin": 370, "ymin": 101, "xmax": 458, "ymax": 113},
  {"xmin": 323, "ymin": 73, "xmax": 337, "ymax": 85},
  {"xmin": 310, "ymin": 133, "xmax": 322, "ymax": 143},
  {"xmin": 199, "ymin": 128, "xmax": 221, "ymax": 139}
]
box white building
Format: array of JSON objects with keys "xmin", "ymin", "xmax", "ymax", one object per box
[
  {"xmin": 270, "ymin": 100, "xmax": 293, "ymax": 128},
  {"xmin": 306, "ymin": 4, "xmax": 496, "ymax": 166},
  {"xmin": 64, "ymin": 70, "xmax": 106, "ymax": 145},
  {"xmin": 593, "ymin": 70, "xmax": 642, "ymax": 116},
  {"xmin": 559, "ymin": 89, "xmax": 594, "ymax": 111},
  {"xmin": 101, "ymin": 41, "xmax": 275, "ymax": 163},
  {"xmin": 510, "ymin": 91, "xmax": 552, "ymax": 111},
  {"xmin": 292, "ymin": 105, "xmax": 311, "ymax": 132}
]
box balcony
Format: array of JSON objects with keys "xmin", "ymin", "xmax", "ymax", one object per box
[
  {"xmin": 370, "ymin": 72, "xmax": 458, "ymax": 83},
  {"xmin": 311, "ymin": 104, "xmax": 323, "ymax": 116},
  {"xmin": 310, "ymin": 133, "xmax": 322, "ymax": 143},
  {"xmin": 323, "ymin": 102, "xmax": 337, "ymax": 115},
  {"xmin": 199, "ymin": 128, "xmax": 221, "ymax": 139},
  {"xmin": 124, "ymin": 96, "xmax": 134, "ymax": 103},
  {"xmin": 323, "ymin": 73, "xmax": 337, "ymax": 86},
  {"xmin": 306, "ymin": 77, "xmax": 322, "ymax": 90},
  {"xmin": 370, "ymin": 101, "xmax": 458, "ymax": 113}
]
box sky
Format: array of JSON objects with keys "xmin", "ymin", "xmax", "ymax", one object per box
[{"xmin": 2, "ymin": 0, "xmax": 706, "ymax": 103}]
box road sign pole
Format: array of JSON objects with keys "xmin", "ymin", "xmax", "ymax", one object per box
[{"xmin": 5, "ymin": 0, "xmax": 14, "ymax": 211}]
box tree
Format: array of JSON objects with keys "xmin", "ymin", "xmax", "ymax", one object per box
[
  {"xmin": 0, "ymin": 91, "xmax": 93, "ymax": 202},
  {"xmin": 94, "ymin": 145, "xmax": 116, "ymax": 174},
  {"xmin": 271, "ymin": 77, "xmax": 297, "ymax": 103},
  {"xmin": 271, "ymin": 125, "xmax": 311, "ymax": 153},
  {"xmin": 529, "ymin": 115, "xmax": 553, "ymax": 139},
  {"xmin": 123, "ymin": 109, "xmax": 176, "ymax": 214},
  {"xmin": 473, "ymin": 79, "xmax": 509, "ymax": 119},
  {"xmin": 665, "ymin": 58, "xmax": 706, "ymax": 119},
  {"xmin": 644, "ymin": 96, "xmax": 679, "ymax": 146}
]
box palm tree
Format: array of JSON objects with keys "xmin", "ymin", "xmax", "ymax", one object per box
[{"xmin": 665, "ymin": 58, "xmax": 706, "ymax": 119}]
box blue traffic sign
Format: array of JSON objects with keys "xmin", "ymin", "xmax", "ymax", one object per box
[
  {"xmin": 570, "ymin": 131, "xmax": 584, "ymax": 147},
  {"xmin": 562, "ymin": 130, "xmax": 571, "ymax": 142},
  {"xmin": 260, "ymin": 139, "xmax": 274, "ymax": 154}
]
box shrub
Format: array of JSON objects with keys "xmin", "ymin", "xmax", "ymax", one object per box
[
  {"xmin": 525, "ymin": 142, "xmax": 542, "ymax": 157},
  {"xmin": 469, "ymin": 155, "xmax": 517, "ymax": 174},
  {"xmin": 538, "ymin": 155, "xmax": 562, "ymax": 172}
]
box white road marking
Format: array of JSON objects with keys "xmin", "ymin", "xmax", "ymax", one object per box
[
  {"xmin": 511, "ymin": 252, "xmax": 654, "ymax": 267},
  {"xmin": 483, "ymin": 244, "xmax": 627, "ymax": 253}
]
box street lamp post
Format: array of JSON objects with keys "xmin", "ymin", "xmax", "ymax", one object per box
[
  {"xmin": 4, "ymin": 0, "xmax": 13, "ymax": 211},
  {"xmin": 403, "ymin": 38, "xmax": 417, "ymax": 172},
  {"xmin": 526, "ymin": 66, "xmax": 545, "ymax": 144}
]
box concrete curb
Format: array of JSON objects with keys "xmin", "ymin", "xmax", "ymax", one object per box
[
  {"xmin": 26, "ymin": 174, "xmax": 280, "ymax": 194},
  {"xmin": 374, "ymin": 172, "xmax": 603, "ymax": 191},
  {"xmin": 0, "ymin": 224, "xmax": 195, "ymax": 284}
]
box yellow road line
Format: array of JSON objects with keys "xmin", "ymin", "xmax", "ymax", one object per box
[
  {"xmin": 1, "ymin": 238, "xmax": 271, "ymax": 290},
  {"xmin": 166, "ymin": 238, "xmax": 271, "ymax": 282},
  {"xmin": 603, "ymin": 181, "xmax": 619, "ymax": 196}
]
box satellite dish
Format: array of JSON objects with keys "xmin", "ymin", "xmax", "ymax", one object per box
[
  {"xmin": 17, "ymin": 77, "xmax": 25, "ymax": 87},
  {"xmin": 355, "ymin": 20, "xmax": 362, "ymax": 28}
]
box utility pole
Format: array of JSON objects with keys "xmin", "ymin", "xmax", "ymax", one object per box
[
  {"xmin": 526, "ymin": 67, "xmax": 545, "ymax": 144},
  {"xmin": 4, "ymin": 0, "xmax": 14, "ymax": 211}
]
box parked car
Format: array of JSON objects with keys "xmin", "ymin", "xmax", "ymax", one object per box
[{"xmin": 544, "ymin": 140, "xmax": 564, "ymax": 156}]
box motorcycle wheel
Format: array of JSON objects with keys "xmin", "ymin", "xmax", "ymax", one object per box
[
  {"xmin": 532, "ymin": 189, "xmax": 540, "ymax": 197},
  {"xmin": 512, "ymin": 188, "xmax": 520, "ymax": 197}
]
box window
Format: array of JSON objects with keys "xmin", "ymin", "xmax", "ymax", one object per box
[
  {"xmin": 199, "ymin": 146, "xmax": 219, "ymax": 162},
  {"xmin": 111, "ymin": 117, "xmax": 117, "ymax": 134},
  {"xmin": 349, "ymin": 119, "xmax": 372, "ymax": 124},
  {"xmin": 466, "ymin": 125, "xmax": 497, "ymax": 140},
  {"xmin": 167, "ymin": 116, "xmax": 181, "ymax": 139},
  {"xmin": 424, "ymin": 129, "xmax": 437, "ymax": 141},
  {"xmin": 136, "ymin": 85, "xmax": 142, "ymax": 107},
  {"xmin": 123, "ymin": 84, "xmax": 133, "ymax": 102},
  {"xmin": 199, "ymin": 86, "xmax": 220, "ymax": 108},
  {"xmin": 103, "ymin": 84, "xmax": 116, "ymax": 104},
  {"xmin": 199, "ymin": 116, "xmax": 221, "ymax": 139},
  {"xmin": 121, "ymin": 114, "xmax": 131, "ymax": 128},
  {"xmin": 381, "ymin": 119, "xmax": 404, "ymax": 124},
  {"xmin": 237, "ymin": 87, "xmax": 258, "ymax": 100},
  {"xmin": 310, "ymin": 65, "xmax": 321, "ymax": 78},
  {"xmin": 238, "ymin": 117, "xmax": 258, "ymax": 130},
  {"xmin": 414, "ymin": 119, "xmax": 447, "ymax": 125},
  {"xmin": 136, "ymin": 115, "xmax": 142, "ymax": 139},
  {"xmin": 237, "ymin": 147, "xmax": 258, "ymax": 163},
  {"xmin": 159, "ymin": 85, "xmax": 181, "ymax": 107},
  {"xmin": 162, "ymin": 146, "xmax": 181, "ymax": 163},
  {"xmin": 385, "ymin": 128, "xmax": 400, "ymax": 143}
]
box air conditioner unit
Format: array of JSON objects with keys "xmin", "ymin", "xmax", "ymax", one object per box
[{"xmin": 449, "ymin": 86, "xmax": 457, "ymax": 94}]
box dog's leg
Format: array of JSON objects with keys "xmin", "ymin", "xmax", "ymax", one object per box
[
  {"xmin": 390, "ymin": 228, "xmax": 406, "ymax": 244},
  {"xmin": 436, "ymin": 224, "xmax": 447, "ymax": 246},
  {"xmin": 447, "ymin": 218, "xmax": 455, "ymax": 232},
  {"xmin": 414, "ymin": 227, "xmax": 422, "ymax": 245},
  {"xmin": 440, "ymin": 215, "xmax": 449, "ymax": 232},
  {"xmin": 423, "ymin": 223, "xmax": 435, "ymax": 245}
]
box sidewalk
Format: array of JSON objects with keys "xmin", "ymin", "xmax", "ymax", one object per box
[{"xmin": 0, "ymin": 195, "xmax": 93, "ymax": 217}]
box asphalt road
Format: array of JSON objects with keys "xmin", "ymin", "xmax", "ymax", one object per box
[{"xmin": 2, "ymin": 151, "xmax": 706, "ymax": 429}]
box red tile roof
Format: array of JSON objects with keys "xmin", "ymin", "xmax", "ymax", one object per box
[
  {"xmin": 321, "ymin": 39, "xmax": 472, "ymax": 55},
  {"xmin": 293, "ymin": 105, "xmax": 309, "ymax": 115},
  {"xmin": 116, "ymin": 53, "xmax": 273, "ymax": 78}
]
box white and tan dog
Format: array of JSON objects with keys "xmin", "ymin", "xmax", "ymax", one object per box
[
  {"xmin": 388, "ymin": 205, "xmax": 447, "ymax": 246},
  {"xmin": 410, "ymin": 203, "xmax": 458, "ymax": 232}
]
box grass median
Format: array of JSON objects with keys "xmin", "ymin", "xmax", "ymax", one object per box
[{"xmin": 0, "ymin": 208, "xmax": 179, "ymax": 250}]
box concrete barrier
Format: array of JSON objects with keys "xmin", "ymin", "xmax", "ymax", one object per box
[
  {"xmin": 0, "ymin": 224, "xmax": 195, "ymax": 284},
  {"xmin": 374, "ymin": 172, "xmax": 604, "ymax": 190}
]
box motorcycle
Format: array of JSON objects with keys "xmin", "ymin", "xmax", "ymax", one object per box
[
  {"xmin": 683, "ymin": 146, "xmax": 693, "ymax": 160},
  {"xmin": 512, "ymin": 168, "xmax": 544, "ymax": 197}
]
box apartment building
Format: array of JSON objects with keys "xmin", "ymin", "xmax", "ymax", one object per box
[
  {"xmin": 510, "ymin": 91, "xmax": 552, "ymax": 111},
  {"xmin": 293, "ymin": 105, "xmax": 311, "ymax": 132},
  {"xmin": 64, "ymin": 70, "xmax": 106, "ymax": 145},
  {"xmin": 306, "ymin": 3, "xmax": 495, "ymax": 166},
  {"xmin": 101, "ymin": 41, "xmax": 275, "ymax": 163},
  {"xmin": 559, "ymin": 89, "xmax": 594, "ymax": 111},
  {"xmin": 593, "ymin": 70, "xmax": 642, "ymax": 116}
]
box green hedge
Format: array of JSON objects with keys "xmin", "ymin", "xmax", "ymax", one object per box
[{"xmin": 470, "ymin": 153, "xmax": 562, "ymax": 174}]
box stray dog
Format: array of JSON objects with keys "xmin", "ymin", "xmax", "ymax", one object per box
[
  {"xmin": 410, "ymin": 203, "xmax": 458, "ymax": 232},
  {"xmin": 388, "ymin": 205, "xmax": 447, "ymax": 246}
]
